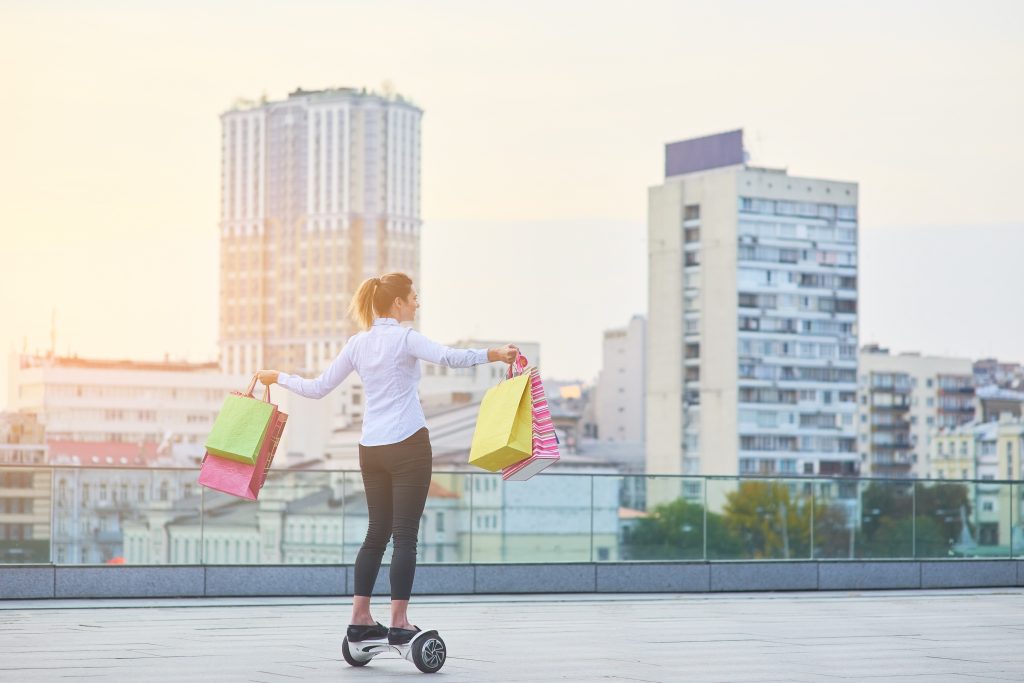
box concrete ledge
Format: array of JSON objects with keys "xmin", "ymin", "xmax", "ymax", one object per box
[
  {"xmin": 711, "ymin": 562, "xmax": 818, "ymax": 592},
  {"xmin": 206, "ymin": 565, "xmax": 346, "ymax": 597},
  {"xmin": 474, "ymin": 563, "xmax": 596, "ymax": 593},
  {"xmin": 55, "ymin": 566, "xmax": 205, "ymax": 598},
  {"xmin": 818, "ymin": 561, "xmax": 921, "ymax": 590},
  {"xmin": 0, "ymin": 566, "xmax": 55, "ymax": 599},
  {"xmin": 341, "ymin": 564, "xmax": 477, "ymax": 596},
  {"xmin": 596, "ymin": 563, "xmax": 710, "ymax": 592},
  {"xmin": 5, "ymin": 560, "xmax": 1024, "ymax": 599},
  {"xmin": 921, "ymin": 560, "xmax": 1017, "ymax": 589},
  {"xmin": 414, "ymin": 565, "xmax": 476, "ymax": 595}
]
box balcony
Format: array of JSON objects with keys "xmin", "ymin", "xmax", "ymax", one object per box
[{"xmin": 870, "ymin": 420, "xmax": 911, "ymax": 432}]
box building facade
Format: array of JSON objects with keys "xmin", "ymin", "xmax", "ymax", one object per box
[
  {"xmin": 929, "ymin": 415, "xmax": 1024, "ymax": 550},
  {"xmin": 7, "ymin": 351, "xmax": 249, "ymax": 459},
  {"xmin": 595, "ymin": 315, "xmax": 646, "ymax": 443},
  {"xmin": 646, "ymin": 129, "xmax": 859, "ymax": 478},
  {"xmin": 0, "ymin": 412, "xmax": 49, "ymax": 563},
  {"xmin": 857, "ymin": 345, "xmax": 974, "ymax": 478},
  {"xmin": 219, "ymin": 87, "xmax": 423, "ymax": 377}
]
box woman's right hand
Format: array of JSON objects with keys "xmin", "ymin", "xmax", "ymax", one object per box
[{"xmin": 488, "ymin": 344, "xmax": 520, "ymax": 364}]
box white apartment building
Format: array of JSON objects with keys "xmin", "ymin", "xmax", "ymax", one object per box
[
  {"xmin": 595, "ymin": 316, "xmax": 646, "ymax": 443},
  {"xmin": 857, "ymin": 345, "xmax": 975, "ymax": 478},
  {"xmin": 647, "ymin": 129, "xmax": 859, "ymax": 478},
  {"xmin": 7, "ymin": 351, "xmax": 250, "ymax": 459}
]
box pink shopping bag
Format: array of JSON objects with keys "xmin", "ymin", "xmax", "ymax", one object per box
[
  {"xmin": 199, "ymin": 379, "xmax": 288, "ymax": 500},
  {"xmin": 501, "ymin": 355, "xmax": 560, "ymax": 481}
]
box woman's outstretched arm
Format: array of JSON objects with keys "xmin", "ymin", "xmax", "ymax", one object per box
[{"xmin": 257, "ymin": 344, "xmax": 355, "ymax": 399}]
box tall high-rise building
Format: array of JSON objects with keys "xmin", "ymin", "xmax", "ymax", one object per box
[
  {"xmin": 646, "ymin": 130, "xmax": 859, "ymax": 477},
  {"xmin": 219, "ymin": 87, "xmax": 423, "ymax": 376}
]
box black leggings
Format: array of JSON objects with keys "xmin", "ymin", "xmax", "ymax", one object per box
[{"xmin": 353, "ymin": 427, "xmax": 432, "ymax": 601}]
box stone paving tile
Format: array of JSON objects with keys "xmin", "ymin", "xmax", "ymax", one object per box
[{"xmin": 1, "ymin": 590, "xmax": 1024, "ymax": 682}]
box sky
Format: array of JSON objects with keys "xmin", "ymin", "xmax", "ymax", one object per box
[{"xmin": 0, "ymin": 0, "xmax": 1022, "ymax": 409}]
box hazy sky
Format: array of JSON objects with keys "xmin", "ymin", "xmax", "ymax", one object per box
[{"xmin": 1, "ymin": 0, "xmax": 1022, "ymax": 409}]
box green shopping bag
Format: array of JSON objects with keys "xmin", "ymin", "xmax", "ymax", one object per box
[
  {"xmin": 468, "ymin": 371, "xmax": 533, "ymax": 472},
  {"xmin": 204, "ymin": 377, "xmax": 275, "ymax": 466}
]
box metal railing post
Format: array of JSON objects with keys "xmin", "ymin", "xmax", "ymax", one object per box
[
  {"xmin": 911, "ymin": 482, "xmax": 917, "ymax": 559},
  {"xmin": 468, "ymin": 473, "xmax": 474, "ymax": 564},
  {"xmin": 809, "ymin": 482, "xmax": 815, "ymax": 560},
  {"xmin": 588, "ymin": 475, "xmax": 594, "ymax": 562},
  {"xmin": 199, "ymin": 485, "xmax": 205, "ymax": 565},
  {"xmin": 702, "ymin": 478, "xmax": 708, "ymax": 562},
  {"xmin": 340, "ymin": 474, "xmax": 346, "ymax": 563}
]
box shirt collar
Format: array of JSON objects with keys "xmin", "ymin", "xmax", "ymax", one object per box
[{"xmin": 373, "ymin": 317, "xmax": 399, "ymax": 326}]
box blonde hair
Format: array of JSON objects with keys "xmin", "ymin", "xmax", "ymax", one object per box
[{"xmin": 348, "ymin": 272, "xmax": 414, "ymax": 330}]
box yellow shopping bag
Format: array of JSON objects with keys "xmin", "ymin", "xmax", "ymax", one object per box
[{"xmin": 468, "ymin": 372, "xmax": 533, "ymax": 472}]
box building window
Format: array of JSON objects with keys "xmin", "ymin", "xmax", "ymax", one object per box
[
  {"xmin": 684, "ymin": 204, "xmax": 700, "ymax": 221},
  {"xmin": 436, "ymin": 512, "xmax": 445, "ymax": 532}
]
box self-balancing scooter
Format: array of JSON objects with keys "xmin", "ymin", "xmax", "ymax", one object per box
[{"xmin": 342, "ymin": 628, "xmax": 447, "ymax": 674}]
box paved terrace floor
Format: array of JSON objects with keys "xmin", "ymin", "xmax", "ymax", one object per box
[{"xmin": 2, "ymin": 589, "xmax": 1023, "ymax": 682}]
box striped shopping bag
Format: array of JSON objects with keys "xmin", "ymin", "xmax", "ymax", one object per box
[{"xmin": 501, "ymin": 355, "xmax": 560, "ymax": 481}]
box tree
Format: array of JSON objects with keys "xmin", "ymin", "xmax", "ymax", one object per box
[
  {"xmin": 622, "ymin": 498, "xmax": 742, "ymax": 560},
  {"xmin": 721, "ymin": 481, "xmax": 813, "ymax": 559},
  {"xmin": 858, "ymin": 481, "xmax": 972, "ymax": 558}
]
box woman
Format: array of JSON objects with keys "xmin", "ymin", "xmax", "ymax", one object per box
[{"xmin": 256, "ymin": 272, "xmax": 517, "ymax": 646}]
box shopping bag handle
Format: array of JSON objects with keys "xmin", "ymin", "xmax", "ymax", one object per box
[
  {"xmin": 505, "ymin": 353, "xmax": 529, "ymax": 379},
  {"xmin": 245, "ymin": 374, "xmax": 272, "ymax": 402}
]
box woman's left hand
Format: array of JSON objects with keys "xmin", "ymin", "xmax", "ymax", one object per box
[{"xmin": 256, "ymin": 370, "xmax": 279, "ymax": 386}]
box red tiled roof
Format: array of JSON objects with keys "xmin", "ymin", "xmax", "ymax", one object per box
[
  {"xmin": 427, "ymin": 480, "xmax": 459, "ymax": 499},
  {"xmin": 47, "ymin": 440, "xmax": 162, "ymax": 467}
]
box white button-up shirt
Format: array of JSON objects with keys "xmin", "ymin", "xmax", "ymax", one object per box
[{"xmin": 276, "ymin": 318, "xmax": 489, "ymax": 447}]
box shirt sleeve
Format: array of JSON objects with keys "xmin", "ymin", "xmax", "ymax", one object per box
[
  {"xmin": 405, "ymin": 329, "xmax": 489, "ymax": 368},
  {"xmin": 276, "ymin": 342, "xmax": 356, "ymax": 399}
]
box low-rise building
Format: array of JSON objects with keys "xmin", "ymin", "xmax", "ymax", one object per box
[
  {"xmin": 0, "ymin": 412, "xmax": 49, "ymax": 563},
  {"xmin": 858, "ymin": 345, "xmax": 975, "ymax": 478},
  {"xmin": 929, "ymin": 414, "xmax": 1024, "ymax": 550},
  {"xmin": 7, "ymin": 351, "xmax": 249, "ymax": 465}
]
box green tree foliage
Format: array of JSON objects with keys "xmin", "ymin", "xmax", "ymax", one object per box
[
  {"xmin": 621, "ymin": 498, "xmax": 742, "ymax": 560},
  {"xmin": 859, "ymin": 481, "xmax": 972, "ymax": 558},
  {"xmin": 619, "ymin": 480, "xmax": 973, "ymax": 561},
  {"xmin": 721, "ymin": 481, "xmax": 815, "ymax": 559}
]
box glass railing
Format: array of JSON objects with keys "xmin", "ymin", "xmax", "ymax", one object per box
[{"xmin": 1, "ymin": 466, "xmax": 1021, "ymax": 565}]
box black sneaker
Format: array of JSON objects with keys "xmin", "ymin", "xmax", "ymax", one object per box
[
  {"xmin": 387, "ymin": 625, "xmax": 421, "ymax": 645},
  {"xmin": 347, "ymin": 621, "xmax": 388, "ymax": 642}
]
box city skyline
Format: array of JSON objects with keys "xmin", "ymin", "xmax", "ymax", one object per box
[{"xmin": 2, "ymin": 1, "xmax": 1023, "ymax": 410}]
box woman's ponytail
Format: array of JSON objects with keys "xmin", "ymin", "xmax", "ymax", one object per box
[
  {"xmin": 349, "ymin": 277, "xmax": 379, "ymax": 330},
  {"xmin": 348, "ymin": 273, "xmax": 413, "ymax": 330}
]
